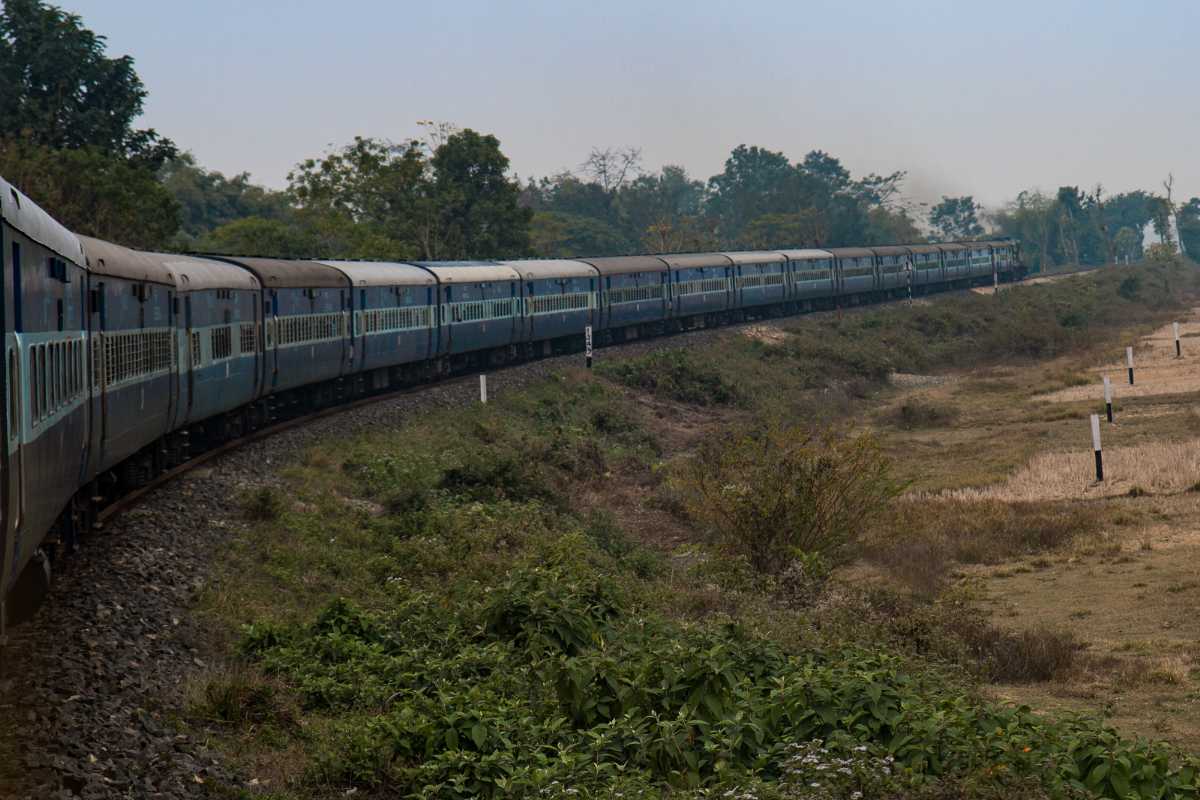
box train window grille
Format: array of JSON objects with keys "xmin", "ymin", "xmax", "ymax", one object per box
[
  {"xmin": 607, "ymin": 283, "xmax": 663, "ymax": 305},
  {"xmin": 38, "ymin": 346, "xmax": 46, "ymax": 424},
  {"xmin": 239, "ymin": 323, "xmax": 255, "ymax": 355},
  {"xmin": 211, "ymin": 326, "xmax": 233, "ymax": 361},
  {"xmin": 675, "ymin": 277, "xmax": 727, "ymax": 297},
  {"xmin": 190, "ymin": 331, "xmax": 202, "ymax": 368},
  {"xmin": 530, "ymin": 292, "xmax": 590, "ymax": 315}
]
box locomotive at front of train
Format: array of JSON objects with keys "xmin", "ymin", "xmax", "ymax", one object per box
[{"xmin": 0, "ymin": 179, "xmax": 91, "ymax": 632}]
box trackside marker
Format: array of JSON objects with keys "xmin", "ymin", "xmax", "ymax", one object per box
[
  {"xmin": 1127, "ymin": 346, "xmax": 1135, "ymax": 386},
  {"xmin": 1103, "ymin": 376, "xmax": 1113, "ymax": 423},
  {"xmin": 1091, "ymin": 414, "xmax": 1104, "ymax": 482},
  {"xmin": 1175, "ymin": 322, "xmax": 1182, "ymax": 358},
  {"xmin": 585, "ymin": 325, "xmax": 593, "ymax": 369},
  {"xmin": 480, "ymin": 374, "xmax": 488, "ymax": 404}
]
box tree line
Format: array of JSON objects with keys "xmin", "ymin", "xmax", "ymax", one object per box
[{"xmin": 2, "ymin": 0, "xmax": 1196, "ymax": 269}]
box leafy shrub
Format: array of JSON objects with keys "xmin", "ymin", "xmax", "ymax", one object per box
[
  {"xmin": 242, "ymin": 485, "xmax": 285, "ymax": 521},
  {"xmin": 671, "ymin": 424, "xmax": 899, "ymax": 572},
  {"xmin": 597, "ymin": 349, "xmax": 740, "ymax": 406}
]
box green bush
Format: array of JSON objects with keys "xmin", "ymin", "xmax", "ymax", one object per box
[
  {"xmin": 670, "ymin": 425, "xmax": 899, "ymax": 572},
  {"xmin": 597, "ymin": 349, "xmax": 741, "ymax": 406}
]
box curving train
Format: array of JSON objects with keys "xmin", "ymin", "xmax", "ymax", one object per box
[{"xmin": 0, "ymin": 175, "xmax": 1022, "ymax": 632}]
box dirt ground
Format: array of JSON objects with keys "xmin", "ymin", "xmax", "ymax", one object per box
[{"xmin": 872, "ymin": 312, "xmax": 1200, "ymax": 751}]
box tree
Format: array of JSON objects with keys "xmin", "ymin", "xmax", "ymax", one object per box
[
  {"xmin": 619, "ymin": 165, "xmax": 709, "ymax": 252},
  {"xmin": 581, "ymin": 146, "xmax": 642, "ymax": 194},
  {"xmin": 0, "ymin": 137, "xmax": 179, "ymax": 248},
  {"xmin": 928, "ymin": 196, "xmax": 983, "ymax": 241},
  {"xmin": 430, "ymin": 129, "xmax": 532, "ymax": 259},
  {"xmin": 992, "ymin": 190, "xmax": 1054, "ymax": 271},
  {"xmin": 529, "ymin": 211, "xmax": 630, "ymax": 258},
  {"xmin": 0, "ymin": 0, "xmax": 174, "ymax": 167},
  {"xmin": 161, "ymin": 152, "xmax": 291, "ymax": 246},
  {"xmin": 705, "ymin": 145, "xmax": 798, "ymax": 242}
]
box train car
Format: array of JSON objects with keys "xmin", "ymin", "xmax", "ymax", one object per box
[
  {"xmin": 495, "ymin": 260, "xmax": 597, "ymax": 354},
  {"xmin": 323, "ymin": 261, "xmax": 439, "ymax": 388},
  {"xmin": 940, "ymin": 243, "xmax": 970, "ymax": 282},
  {"xmin": 829, "ymin": 247, "xmax": 877, "ymax": 298},
  {"xmin": 967, "ymin": 242, "xmax": 993, "ymax": 280},
  {"xmin": 79, "ymin": 237, "xmax": 177, "ymax": 489},
  {"xmin": 871, "ymin": 246, "xmax": 912, "ymax": 294},
  {"xmin": 577, "ymin": 256, "xmax": 669, "ymax": 341},
  {"xmin": 214, "ymin": 258, "xmax": 350, "ymax": 410},
  {"xmin": 988, "ymin": 240, "xmax": 1020, "ymax": 277},
  {"xmin": 780, "ymin": 249, "xmax": 837, "ymax": 306},
  {"xmin": 411, "ymin": 262, "xmax": 522, "ymax": 365},
  {"xmin": 1, "ymin": 180, "xmax": 90, "ymax": 619},
  {"xmin": 907, "ymin": 245, "xmax": 944, "ymax": 288},
  {"xmin": 660, "ymin": 253, "xmax": 734, "ymax": 323},
  {"xmin": 160, "ymin": 253, "xmax": 263, "ymax": 451},
  {"xmin": 722, "ymin": 251, "xmax": 787, "ymax": 316}
]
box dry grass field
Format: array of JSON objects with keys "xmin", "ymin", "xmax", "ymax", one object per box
[{"xmin": 869, "ymin": 308, "xmax": 1200, "ymax": 751}]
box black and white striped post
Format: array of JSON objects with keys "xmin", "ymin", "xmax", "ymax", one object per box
[
  {"xmin": 1091, "ymin": 414, "xmax": 1104, "ymax": 482},
  {"xmin": 585, "ymin": 325, "xmax": 593, "ymax": 369},
  {"xmin": 906, "ymin": 258, "xmax": 913, "ymax": 307},
  {"xmin": 1103, "ymin": 376, "xmax": 1113, "ymax": 423},
  {"xmin": 1174, "ymin": 322, "xmax": 1182, "ymax": 358},
  {"xmin": 480, "ymin": 374, "xmax": 488, "ymax": 405},
  {"xmin": 1126, "ymin": 346, "xmax": 1135, "ymax": 385}
]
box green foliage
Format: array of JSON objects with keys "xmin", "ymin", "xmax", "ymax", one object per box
[
  {"xmin": 160, "ymin": 152, "xmax": 291, "ymax": 245},
  {"xmin": 0, "ymin": 137, "xmax": 180, "ymax": 247},
  {"xmin": 929, "ymin": 196, "xmax": 983, "ymax": 241},
  {"xmin": 0, "ymin": 0, "xmax": 174, "ymax": 166},
  {"xmin": 242, "ymin": 486, "xmax": 285, "ymax": 522},
  {"xmin": 671, "ymin": 425, "xmax": 899, "ymax": 572},
  {"xmin": 597, "ymin": 349, "xmax": 741, "ymax": 406}
]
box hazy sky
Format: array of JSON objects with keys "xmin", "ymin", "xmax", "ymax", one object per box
[{"xmin": 61, "ymin": 0, "xmax": 1200, "ymax": 210}]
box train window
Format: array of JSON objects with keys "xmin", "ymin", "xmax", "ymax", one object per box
[
  {"xmin": 38, "ymin": 346, "xmax": 46, "ymax": 420},
  {"xmin": 29, "ymin": 350, "xmax": 37, "ymax": 424}
]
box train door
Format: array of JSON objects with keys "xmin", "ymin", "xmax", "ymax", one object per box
[
  {"xmin": 0, "ymin": 226, "xmax": 12, "ymax": 613},
  {"xmin": 184, "ymin": 296, "xmax": 194, "ymax": 416},
  {"xmin": 267, "ymin": 291, "xmax": 279, "ymax": 390}
]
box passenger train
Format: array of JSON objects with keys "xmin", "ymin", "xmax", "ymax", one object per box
[{"xmin": 0, "ymin": 176, "xmax": 1022, "ymax": 633}]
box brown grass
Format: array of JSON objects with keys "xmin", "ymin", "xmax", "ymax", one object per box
[
  {"xmin": 866, "ymin": 498, "xmax": 1106, "ymax": 597},
  {"xmin": 925, "ymin": 438, "xmax": 1200, "ymax": 502}
]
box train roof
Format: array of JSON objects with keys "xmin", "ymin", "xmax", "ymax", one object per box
[
  {"xmin": 870, "ymin": 245, "xmax": 912, "ymax": 256},
  {"xmin": 658, "ymin": 253, "xmax": 733, "ymax": 269},
  {"xmin": 79, "ymin": 236, "xmax": 176, "ymax": 287},
  {"xmin": 157, "ymin": 253, "xmax": 261, "ymax": 291},
  {"xmin": 906, "ymin": 244, "xmax": 942, "ymax": 254},
  {"xmin": 320, "ymin": 261, "xmax": 437, "ymax": 287},
  {"xmin": 722, "ymin": 251, "xmax": 786, "ymax": 265},
  {"xmin": 215, "ymin": 256, "xmax": 349, "ymax": 288},
  {"xmin": 1, "ymin": 177, "xmax": 86, "ymax": 265},
  {"xmin": 827, "ymin": 247, "xmax": 876, "ymax": 258},
  {"xmin": 494, "ymin": 259, "xmax": 598, "ymax": 280},
  {"xmin": 778, "ymin": 249, "xmax": 835, "ymax": 261},
  {"xmin": 575, "ymin": 255, "xmax": 667, "ymax": 275},
  {"xmin": 416, "ymin": 263, "xmax": 522, "ymax": 284},
  {"xmin": 937, "ymin": 243, "xmax": 968, "ymax": 252}
]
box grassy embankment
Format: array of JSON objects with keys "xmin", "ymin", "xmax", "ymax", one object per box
[{"xmin": 190, "ymin": 261, "xmax": 1200, "ymax": 799}]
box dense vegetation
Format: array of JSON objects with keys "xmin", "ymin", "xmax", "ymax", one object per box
[
  {"xmin": 4, "ymin": 1, "xmax": 1199, "ymax": 265},
  {"xmin": 188, "ymin": 262, "xmax": 1200, "ymax": 799}
]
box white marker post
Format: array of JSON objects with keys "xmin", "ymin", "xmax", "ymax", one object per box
[
  {"xmin": 1175, "ymin": 322, "xmax": 1182, "ymax": 358},
  {"xmin": 1126, "ymin": 346, "xmax": 1135, "ymax": 385},
  {"xmin": 585, "ymin": 325, "xmax": 593, "ymax": 369},
  {"xmin": 1091, "ymin": 414, "xmax": 1104, "ymax": 482},
  {"xmin": 479, "ymin": 374, "xmax": 488, "ymax": 404},
  {"xmin": 1103, "ymin": 376, "xmax": 1113, "ymax": 423}
]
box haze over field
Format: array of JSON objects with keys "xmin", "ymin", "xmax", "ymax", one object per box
[{"xmin": 60, "ymin": 0, "xmax": 1200, "ymax": 207}]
